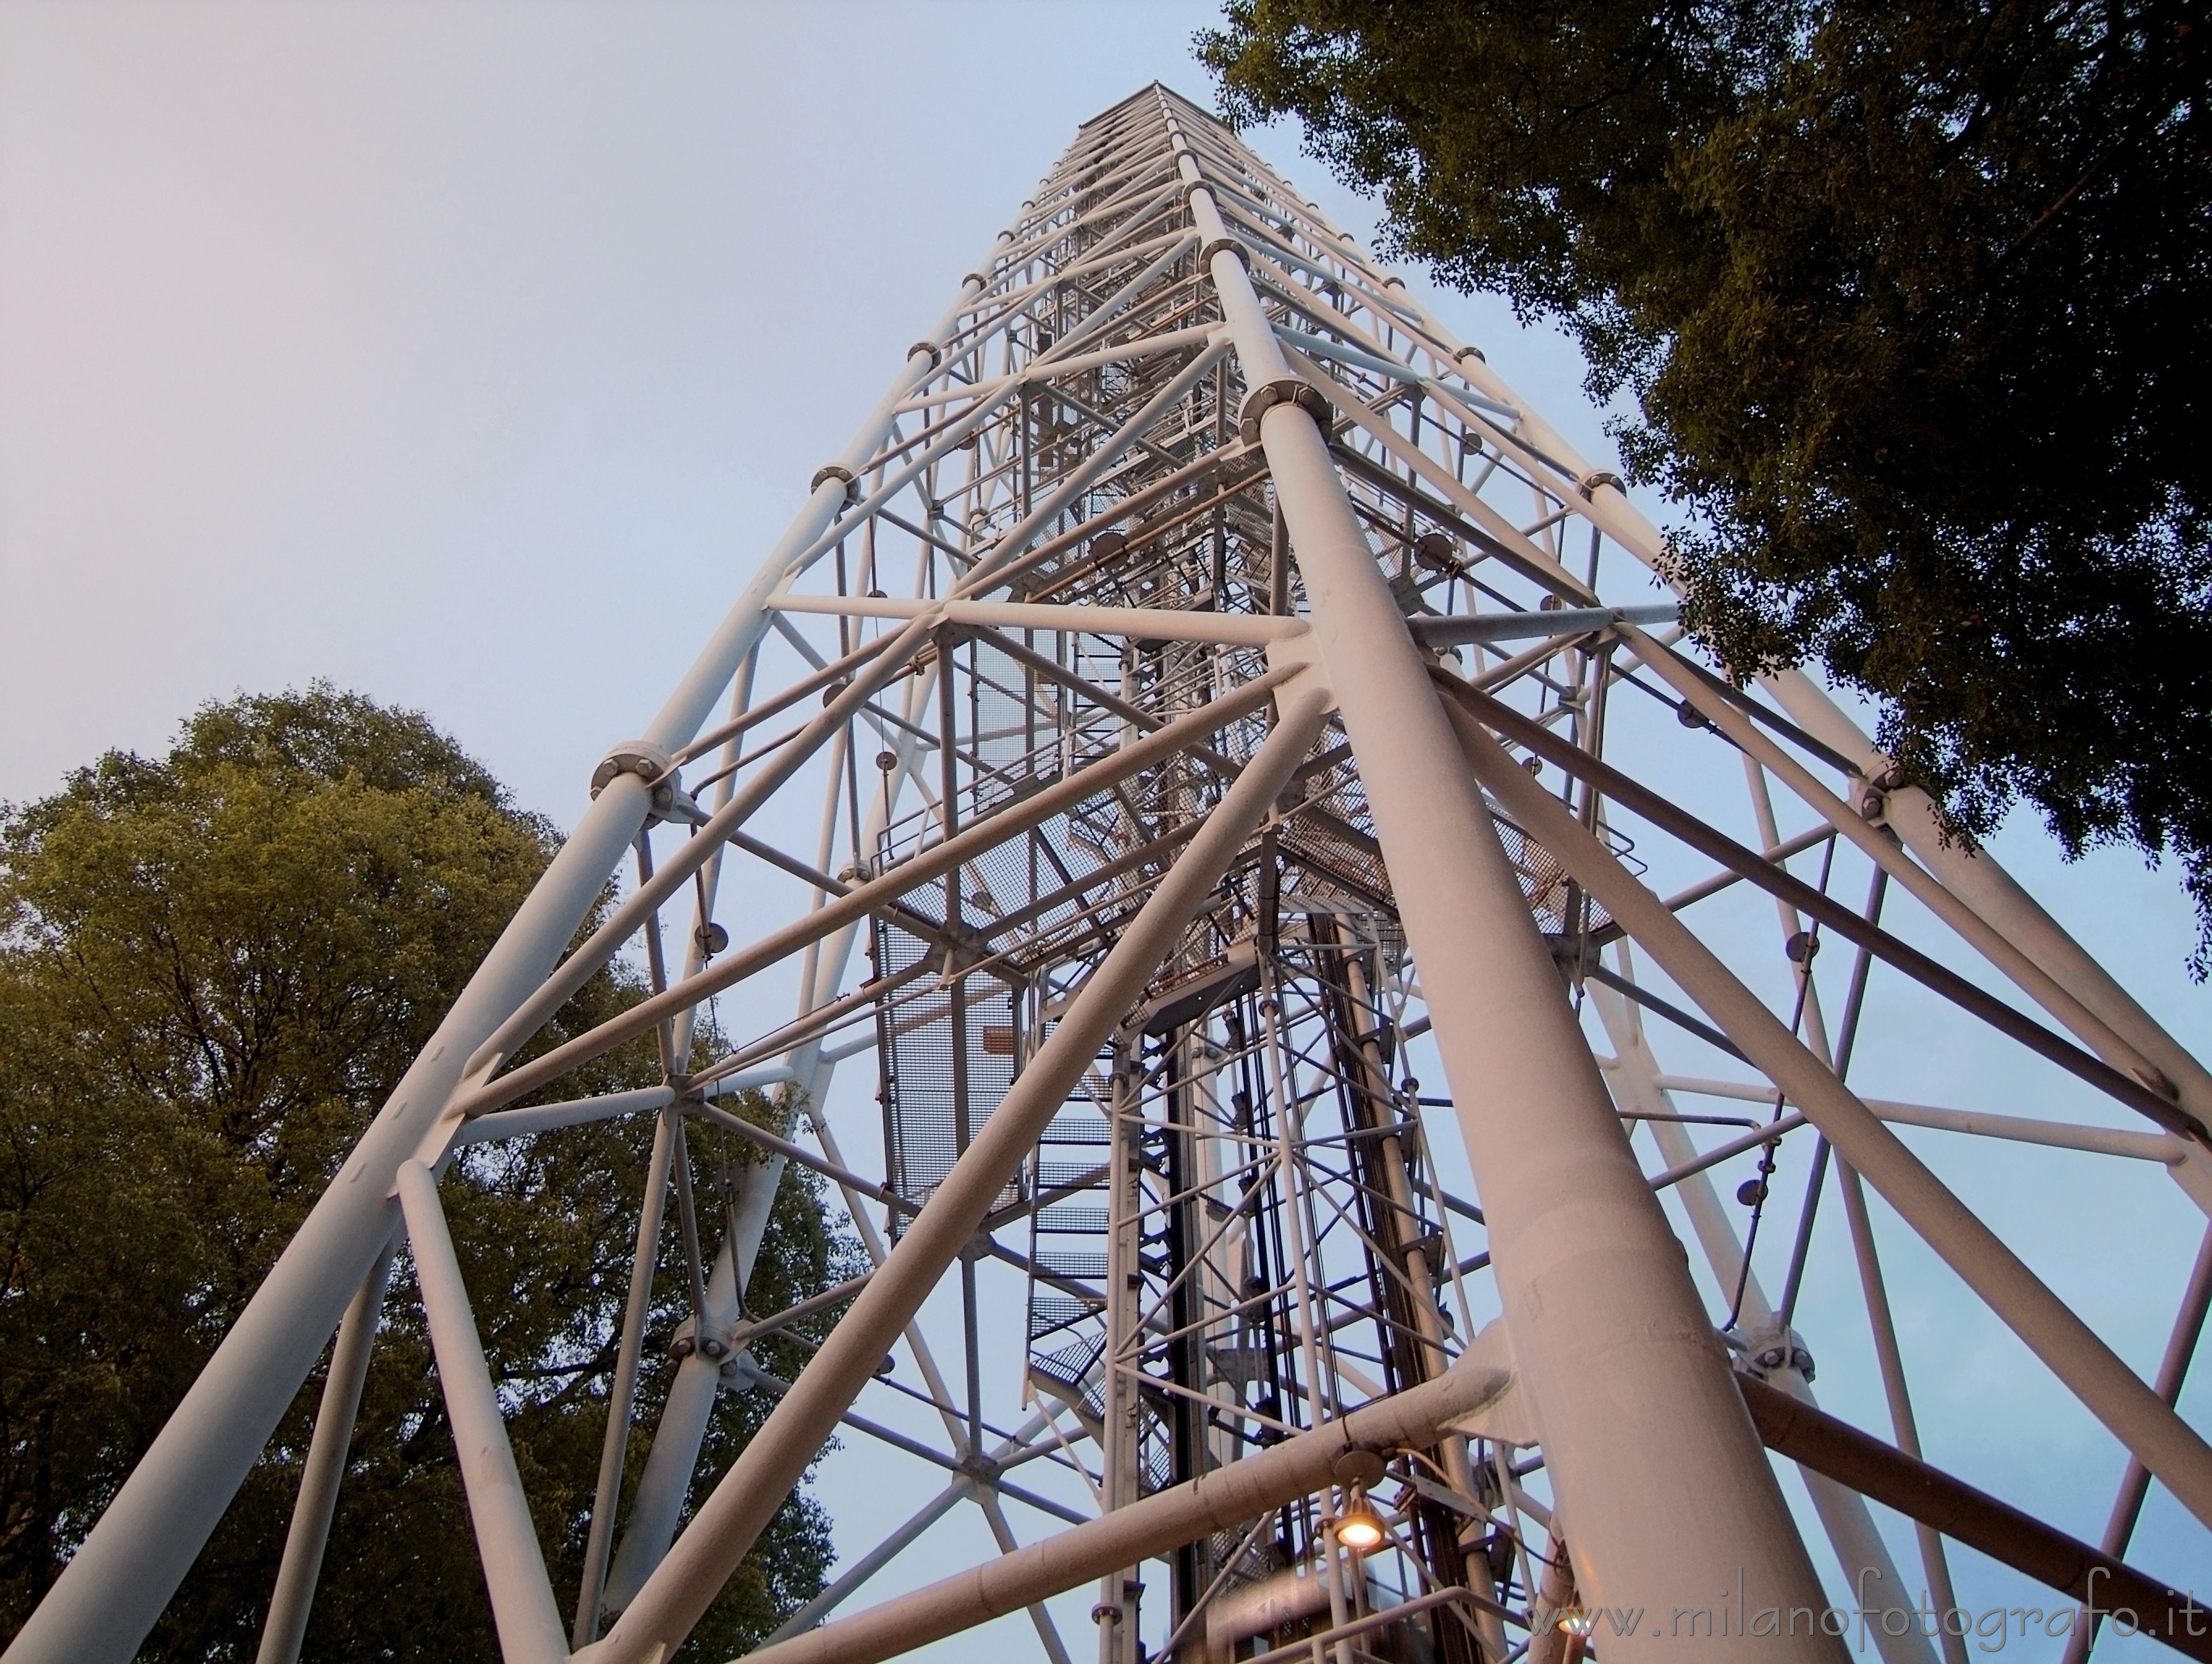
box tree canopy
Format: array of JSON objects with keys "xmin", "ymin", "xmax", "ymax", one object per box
[
  {"xmin": 1199, "ymin": 0, "xmax": 2212, "ymax": 967},
  {"xmin": 0, "ymin": 686, "xmax": 855, "ymax": 1658}
]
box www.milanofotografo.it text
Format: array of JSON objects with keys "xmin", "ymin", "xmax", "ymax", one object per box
[{"xmin": 1527, "ymin": 1569, "xmax": 2206, "ymax": 1652}]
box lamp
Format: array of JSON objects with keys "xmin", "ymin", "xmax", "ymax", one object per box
[{"xmin": 1332, "ymin": 1485, "xmax": 1385, "ymax": 1553}]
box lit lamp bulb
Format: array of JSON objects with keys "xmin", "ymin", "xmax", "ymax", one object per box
[{"xmin": 1333, "ymin": 1485, "xmax": 1385, "ymax": 1553}]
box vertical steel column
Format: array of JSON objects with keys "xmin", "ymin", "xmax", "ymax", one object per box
[
  {"xmin": 1097, "ymin": 1044, "xmax": 1145, "ymax": 1664},
  {"xmin": 1158, "ymin": 94, "xmax": 1836, "ymax": 1643}
]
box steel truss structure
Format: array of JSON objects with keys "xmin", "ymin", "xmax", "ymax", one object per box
[{"xmin": 13, "ymin": 84, "xmax": 2212, "ymax": 1664}]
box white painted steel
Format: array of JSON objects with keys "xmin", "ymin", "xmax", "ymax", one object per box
[
  {"xmin": 2, "ymin": 768, "xmax": 658, "ymax": 1664},
  {"xmin": 737, "ymin": 1360, "xmax": 1513, "ymax": 1664},
  {"xmin": 1164, "ymin": 95, "xmax": 1838, "ymax": 1648},
  {"xmin": 397, "ymin": 1162, "xmax": 569, "ymax": 1664},
  {"xmin": 587, "ymin": 685, "xmax": 1333, "ymax": 1662},
  {"xmin": 24, "ymin": 83, "xmax": 2209, "ymax": 1664},
  {"xmin": 1592, "ymin": 982, "xmax": 1936, "ymax": 1664},
  {"xmin": 253, "ymin": 1237, "xmax": 399, "ymax": 1664},
  {"xmin": 1448, "ymin": 695, "xmax": 2212, "ymax": 1530}
]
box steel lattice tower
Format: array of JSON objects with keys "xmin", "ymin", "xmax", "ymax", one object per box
[{"xmin": 13, "ymin": 83, "xmax": 2212, "ymax": 1664}]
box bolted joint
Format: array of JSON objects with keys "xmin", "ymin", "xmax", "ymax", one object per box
[
  {"xmin": 1197, "ymin": 236, "xmax": 1249, "ymax": 273},
  {"xmin": 1239, "ymin": 378, "xmax": 1334, "ymax": 447},
  {"xmin": 906, "ymin": 340, "xmax": 943, "ymax": 368},
  {"xmin": 670, "ymin": 1316, "xmax": 733, "ymax": 1363},
  {"xmin": 590, "ymin": 741, "xmax": 707, "ymax": 828},
  {"xmin": 811, "ymin": 464, "xmax": 860, "ymax": 504},
  {"xmin": 1456, "ymin": 343, "xmax": 1488, "ymax": 365},
  {"xmin": 1742, "ymin": 1327, "xmax": 1817, "ymax": 1384},
  {"xmin": 1577, "ymin": 469, "xmax": 1625, "ymax": 500}
]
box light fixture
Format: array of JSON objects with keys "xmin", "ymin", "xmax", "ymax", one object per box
[{"xmin": 1332, "ymin": 1485, "xmax": 1385, "ymax": 1553}]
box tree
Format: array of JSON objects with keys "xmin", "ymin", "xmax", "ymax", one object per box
[
  {"xmin": 1199, "ymin": 0, "xmax": 2212, "ymax": 968},
  {"xmin": 0, "ymin": 686, "xmax": 858, "ymax": 1658}
]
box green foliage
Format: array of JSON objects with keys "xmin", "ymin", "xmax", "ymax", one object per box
[
  {"xmin": 1200, "ymin": 1, "xmax": 2212, "ymax": 968},
  {"xmin": 0, "ymin": 685, "xmax": 855, "ymax": 1657}
]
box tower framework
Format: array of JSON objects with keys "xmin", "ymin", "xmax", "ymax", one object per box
[{"xmin": 12, "ymin": 83, "xmax": 2212, "ymax": 1664}]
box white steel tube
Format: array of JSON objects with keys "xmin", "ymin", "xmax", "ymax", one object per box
[
  {"xmin": 762, "ymin": 1480, "xmax": 972, "ymax": 1645},
  {"xmin": 1757, "ymin": 665, "xmax": 2212, "ymax": 1135},
  {"xmin": 1621, "ymin": 626, "xmax": 2180, "ymax": 1111},
  {"xmin": 2, "ymin": 768, "xmax": 656, "ymax": 1664},
  {"xmin": 606, "ymin": 659, "xmax": 949, "ymax": 1610},
  {"xmin": 736, "ymin": 1360, "xmax": 1512, "ymax": 1664},
  {"xmin": 589, "ymin": 682, "xmax": 1333, "ymax": 1663},
  {"xmin": 572, "ymin": 1104, "xmax": 680, "ymax": 1643},
  {"xmin": 1445, "ymin": 694, "xmax": 2212, "ymax": 1531},
  {"xmin": 1161, "ymin": 96, "xmax": 1838, "ymax": 1646},
  {"xmin": 253, "ymin": 1235, "xmax": 399, "ymax": 1664},
  {"xmin": 5, "ymin": 248, "xmax": 1012, "ymax": 1660},
  {"xmin": 1592, "ymin": 981, "xmax": 1936, "ymax": 1664},
  {"xmin": 396, "ymin": 1161, "xmax": 569, "ymax": 1664}
]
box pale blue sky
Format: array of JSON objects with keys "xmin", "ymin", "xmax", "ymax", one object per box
[{"xmin": 2, "ymin": 5, "xmax": 2204, "ymax": 1658}]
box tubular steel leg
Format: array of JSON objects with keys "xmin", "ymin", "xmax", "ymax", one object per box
[
  {"xmin": 1162, "ymin": 98, "xmax": 1836, "ymax": 1641},
  {"xmin": 397, "ymin": 1161, "xmax": 568, "ymax": 1664},
  {"xmin": 1591, "ymin": 975, "xmax": 1936, "ymax": 1664},
  {"xmin": 254, "ymin": 1233, "xmax": 399, "ymax": 1664},
  {"xmin": 591, "ymin": 682, "xmax": 1331, "ymax": 1664},
  {"xmin": 4, "ymin": 767, "xmax": 660, "ymax": 1664}
]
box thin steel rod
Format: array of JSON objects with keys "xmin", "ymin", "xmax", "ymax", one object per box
[
  {"xmin": 1835, "ymin": 1158, "xmax": 1967, "ymax": 1661},
  {"xmin": 253, "ymin": 1233, "xmax": 399, "ymax": 1664},
  {"xmin": 761, "ymin": 1481, "xmax": 972, "ymax": 1646},
  {"xmin": 1442, "ymin": 691, "xmax": 2212, "ymax": 1531},
  {"xmin": 1738, "ymin": 1375, "xmax": 2212, "ymax": 1663},
  {"xmin": 452, "ymin": 666, "xmax": 1295, "ymax": 1121},
  {"xmin": 464, "ymin": 613, "xmax": 937, "ymax": 1084},
  {"xmin": 1619, "ymin": 623, "xmax": 2183, "ymax": 1115},
  {"xmin": 592, "ymin": 683, "xmax": 1331, "ymax": 1663},
  {"xmin": 1466, "ymin": 674, "xmax": 2196, "ymax": 1136},
  {"xmin": 2061, "ymin": 1219, "xmax": 2212, "ymax": 1664},
  {"xmin": 573, "ymin": 1107, "xmax": 680, "ymax": 1644},
  {"xmin": 736, "ymin": 1360, "xmax": 1512, "ymax": 1664}
]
